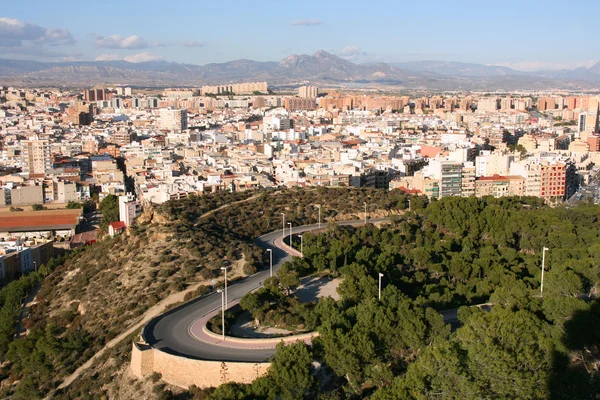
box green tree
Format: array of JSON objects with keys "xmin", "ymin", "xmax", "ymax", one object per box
[
  {"xmin": 277, "ymin": 265, "xmax": 300, "ymax": 295},
  {"xmin": 268, "ymin": 341, "xmax": 316, "ymax": 400},
  {"xmin": 456, "ymin": 307, "xmax": 556, "ymax": 399},
  {"xmin": 66, "ymin": 201, "xmax": 82, "ymax": 209},
  {"xmin": 99, "ymin": 194, "xmax": 119, "ymax": 231}
]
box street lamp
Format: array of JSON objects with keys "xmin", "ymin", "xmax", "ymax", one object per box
[
  {"xmin": 378, "ymin": 273, "xmax": 384, "ymax": 301},
  {"xmin": 408, "ymin": 199, "xmax": 411, "ymax": 212},
  {"xmin": 299, "ymin": 235, "xmax": 303, "ymax": 257},
  {"xmin": 316, "ymin": 205, "xmax": 321, "ymax": 229},
  {"xmin": 288, "ymin": 222, "xmax": 292, "ymax": 248},
  {"xmin": 281, "ymin": 213, "xmax": 285, "ymax": 241},
  {"xmin": 33, "ymin": 261, "xmax": 37, "ymax": 274},
  {"xmin": 540, "ymin": 247, "xmax": 549, "ymax": 297},
  {"xmin": 221, "ymin": 266, "xmax": 227, "ymax": 307},
  {"xmin": 364, "ymin": 202, "xmax": 367, "ymax": 225},
  {"xmin": 217, "ymin": 289, "xmax": 225, "ymax": 341},
  {"xmin": 266, "ymin": 249, "xmax": 273, "ymax": 277}
]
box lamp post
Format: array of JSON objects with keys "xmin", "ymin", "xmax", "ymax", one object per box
[
  {"xmin": 281, "ymin": 213, "xmax": 285, "ymax": 241},
  {"xmin": 316, "ymin": 205, "xmax": 321, "ymax": 229},
  {"xmin": 33, "ymin": 261, "xmax": 37, "ymax": 274},
  {"xmin": 288, "ymin": 222, "xmax": 292, "ymax": 248},
  {"xmin": 217, "ymin": 289, "xmax": 225, "ymax": 341},
  {"xmin": 378, "ymin": 273, "xmax": 384, "ymax": 301},
  {"xmin": 267, "ymin": 249, "xmax": 273, "ymax": 277},
  {"xmin": 299, "ymin": 235, "xmax": 303, "ymax": 257},
  {"xmin": 221, "ymin": 266, "xmax": 227, "ymax": 307},
  {"xmin": 408, "ymin": 199, "xmax": 411, "ymax": 212},
  {"xmin": 540, "ymin": 247, "xmax": 549, "ymax": 297},
  {"xmin": 364, "ymin": 202, "xmax": 367, "ymax": 225}
]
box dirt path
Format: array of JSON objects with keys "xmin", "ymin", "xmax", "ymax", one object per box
[
  {"xmin": 15, "ymin": 283, "xmax": 41, "ymax": 338},
  {"xmin": 194, "ymin": 193, "xmax": 262, "ymax": 225}
]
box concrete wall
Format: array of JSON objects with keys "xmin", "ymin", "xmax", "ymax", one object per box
[
  {"xmin": 11, "ymin": 185, "xmax": 43, "ymax": 206},
  {"xmin": 131, "ymin": 342, "xmax": 270, "ymax": 389}
]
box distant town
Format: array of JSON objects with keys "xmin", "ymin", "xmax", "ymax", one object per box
[{"xmin": 0, "ymin": 82, "xmax": 598, "ymax": 284}]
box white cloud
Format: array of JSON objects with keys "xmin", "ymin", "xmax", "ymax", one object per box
[
  {"xmin": 94, "ymin": 34, "xmax": 149, "ymax": 49},
  {"xmin": 291, "ymin": 19, "xmax": 322, "ymax": 26},
  {"xmin": 123, "ymin": 52, "xmax": 162, "ymax": 63},
  {"xmin": 493, "ymin": 60, "xmax": 598, "ymax": 71},
  {"xmin": 62, "ymin": 56, "xmax": 82, "ymax": 62},
  {"xmin": 335, "ymin": 45, "xmax": 367, "ymax": 61},
  {"xmin": 338, "ymin": 45, "xmax": 360, "ymax": 57},
  {"xmin": 38, "ymin": 28, "xmax": 75, "ymax": 46},
  {"xmin": 182, "ymin": 40, "xmax": 205, "ymax": 48},
  {"xmin": 95, "ymin": 54, "xmax": 123, "ymax": 61},
  {"xmin": 0, "ymin": 17, "xmax": 75, "ymax": 47}
]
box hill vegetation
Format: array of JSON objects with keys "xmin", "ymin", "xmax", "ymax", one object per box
[
  {"xmin": 0, "ymin": 187, "xmax": 408, "ymax": 399},
  {"xmin": 3, "ymin": 188, "xmax": 598, "ymax": 399},
  {"xmin": 222, "ymin": 196, "xmax": 600, "ymax": 399}
]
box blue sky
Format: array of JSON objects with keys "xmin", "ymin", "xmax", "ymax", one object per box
[{"xmin": 1, "ymin": 0, "xmax": 598, "ymax": 70}]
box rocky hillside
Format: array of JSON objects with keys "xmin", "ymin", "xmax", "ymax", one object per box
[{"xmin": 0, "ymin": 187, "xmax": 413, "ymax": 399}]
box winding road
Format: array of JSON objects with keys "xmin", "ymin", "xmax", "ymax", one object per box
[{"xmin": 143, "ymin": 218, "xmax": 390, "ymax": 362}]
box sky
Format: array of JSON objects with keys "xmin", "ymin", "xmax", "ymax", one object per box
[{"xmin": 1, "ymin": 0, "xmax": 599, "ymax": 71}]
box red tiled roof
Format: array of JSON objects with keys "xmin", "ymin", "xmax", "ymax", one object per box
[
  {"xmin": 109, "ymin": 221, "xmax": 127, "ymax": 229},
  {"xmin": 394, "ymin": 186, "xmax": 421, "ymax": 194},
  {"xmin": 477, "ymin": 174, "xmax": 507, "ymax": 181},
  {"xmin": 0, "ymin": 210, "xmax": 81, "ymax": 231}
]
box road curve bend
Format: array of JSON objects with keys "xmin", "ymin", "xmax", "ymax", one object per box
[{"xmin": 142, "ymin": 218, "xmax": 390, "ymax": 362}]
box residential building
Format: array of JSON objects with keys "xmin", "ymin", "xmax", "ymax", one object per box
[
  {"xmin": 22, "ymin": 139, "xmax": 52, "ymax": 175},
  {"xmin": 159, "ymin": 109, "xmax": 188, "ymax": 131},
  {"xmin": 298, "ymin": 85, "xmax": 319, "ymax": 98}
]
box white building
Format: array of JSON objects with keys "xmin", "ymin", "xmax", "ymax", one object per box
[
  {"xmin": 159, "ymin": 108, "xmax": 188, "ymax": 131},
  {"xmin": 119, "ymin": 193, "xmax": 141, "ymax": 226}
]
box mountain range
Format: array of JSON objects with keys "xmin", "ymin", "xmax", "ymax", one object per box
[{"xmin": 1, "ymin": 50, "xmax": 599, "ymax": 91}]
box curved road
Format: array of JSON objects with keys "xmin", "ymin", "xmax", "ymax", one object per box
[{"xmin": 143, "ymin": 218, "xmax": 389, "ymax": 362}]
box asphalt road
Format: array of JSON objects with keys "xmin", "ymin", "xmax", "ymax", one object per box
[
  {"xmin": 143, "ymin": 218, "xmax": 390, "ymax": 362},
  {"xmin": 566, "ymin": 169, "xmax": 600, "ymax": 206}
]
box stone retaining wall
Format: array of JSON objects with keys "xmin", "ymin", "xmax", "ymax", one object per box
[{"xmin": 130, "ymin": 342, "xmax": 270, "ymax": 389}]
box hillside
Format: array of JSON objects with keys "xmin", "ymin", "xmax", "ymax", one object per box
[{"xmin": 0, "ymin": 187, "xmax": 410, "ymax": 399}]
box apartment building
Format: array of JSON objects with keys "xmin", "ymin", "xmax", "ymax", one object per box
[
  {"xmin": 201, "ymin": 82, "xmax": 267, "ymax": 95},
  {"xmin": 118, "ymin": 193, "xmax": 141, "ymax": 226},
  {"xmin": 52, "ymin": 180, "xmax": 77, "ymax": 203},
  {"xmin": 159, "ymin": 108, "xmax": 188, "ymax": 131},
  {"xmin": 284, "ymin": 98, "xmax": 317, "ymax": 112},
  {"xmin": 475, "ymin": 175, "xmax": 525, "ymax": 198},
  {"xmin": 461, "ymin": 162, "xmax": 476, "ymax": 197},
  {"xmin": 440, "ymin": 162, "xmax": 463, "ymax": 197},
  {"xmin": 298, "ymin": 85, "xmax": 319, "ymax": 98},
  {"xmin": 477, "ymin": 97, "xmax": 498, "ymax": 112},
  {"xmin": 22, "ymin": 139, "xmax": 52, "ymax": 175}
]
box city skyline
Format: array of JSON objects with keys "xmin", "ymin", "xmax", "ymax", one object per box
[{"xmin": 1, "ymin": 0, "xmax": 599, "ymax": 71}]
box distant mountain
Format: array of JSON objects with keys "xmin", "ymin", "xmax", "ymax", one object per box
[
  {"xmin": 388, "ymin": 61, "xmax": 530, "ymax": 77},
  {"xmin": 0, "ymin": 51, "xmax": 444, "ymax": 88},
  {"xmin": 0, "ymin": 51, "xmax": 597, "ymax": 90}
]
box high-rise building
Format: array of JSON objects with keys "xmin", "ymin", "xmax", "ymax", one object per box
[
  {"xmin": 477, "ymin": 97, "xmax": 498, "ymax": 112},
  {"xmin": 159, "ymin": 109, "xmax": 188, "ymax": 131},
  {"xmin": 23, "ymin": 139, "xmax": 52, "ymax": 175},
  {"xmin": 83, "ymin": 88, "xmax": 109, "ymax": 102},
  {"xmin": 298, "ymin": 85, "xmax": 319, "ymax": 98},
  {"xmin": 440, "ymin": 162, "xmax": 463, "ymax": 197},
  {"xmin": 461, "ymin": 162, "xmax": 476, "ymax": 197},
  {"xmin": 284, "ymin": 98, "xmax": 317, "ymax": 111},
  {"xmin": 253, "ymin": 96, "xmax": 266, "ymax": 108},
  {"xmin": 64, "ymin": 101, "xmax": 95, "ymax": 125}
]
